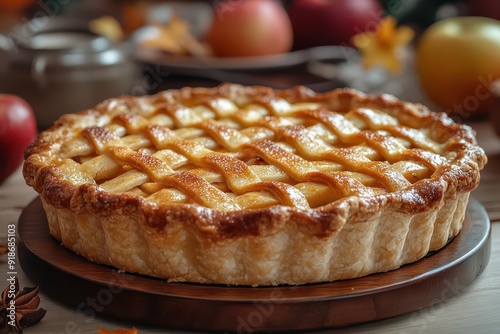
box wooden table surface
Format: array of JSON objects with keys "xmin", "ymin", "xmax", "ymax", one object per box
[{"xmin": 1, "ymin": 120, "xmax": 499, "ymax": 334}]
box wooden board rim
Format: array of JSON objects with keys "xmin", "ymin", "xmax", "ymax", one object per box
[{"xmin": 17, "ymin": 197, "xmax": 491, "ymax": 332}]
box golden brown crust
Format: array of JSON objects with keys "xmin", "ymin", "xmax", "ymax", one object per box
[{"xmin": 23, "ymin": 83, "xmax": 487, "ymax": 285}]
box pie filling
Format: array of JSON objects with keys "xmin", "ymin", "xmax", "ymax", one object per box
[{"xmin": 23, "ymin": 83, "xmax": 487, "ymax": 286}]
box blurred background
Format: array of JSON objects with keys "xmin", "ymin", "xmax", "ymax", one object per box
[{"xmin": 0, "ymin": 0, "xmax": 499, "ymax": 129}]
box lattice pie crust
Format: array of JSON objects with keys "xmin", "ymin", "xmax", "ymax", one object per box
[{"xmin": 23, "ymin": 84, "xmax": 487, "ymax": 286}]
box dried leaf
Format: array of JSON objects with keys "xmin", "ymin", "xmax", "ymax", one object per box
[
  {"xmin": 0, "ymin": 245, "xmax": 8, "ymax": 255},
  {"xmin": 97, "ymin": 327, "xmax": 139, "ymax": 334}
]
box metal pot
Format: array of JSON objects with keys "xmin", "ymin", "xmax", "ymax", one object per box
[{"xmin": 0, "ymin": 16, "xmax": 140, "ymax": 129}]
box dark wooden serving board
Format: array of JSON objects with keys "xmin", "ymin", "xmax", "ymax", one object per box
[{"xmin": 18, "ymin": 197, "xmax": 491, "ymax": 333}]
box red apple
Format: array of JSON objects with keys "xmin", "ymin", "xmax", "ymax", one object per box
[
  {"xmin": 207, "ymin": 0, "xmax": 293, "ymax": 57},
  {"xmin": 0, "ymin": 95, "xmax": 37, "ymax": 183},
  {"xmin": 287, "ymin": 0, "xmax": 383, "ymax": 50}
]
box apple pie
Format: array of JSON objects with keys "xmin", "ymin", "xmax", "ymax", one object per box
[{"xmin": 23, "ymin": 83, "xmax": 487, "ymax": 286}]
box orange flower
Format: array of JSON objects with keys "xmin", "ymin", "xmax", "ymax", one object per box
[{"xmin": 352, "ymin": 16, "xmax": 414, "ymax": 74}]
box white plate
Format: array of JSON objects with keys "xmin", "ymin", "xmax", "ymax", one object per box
[{"xmin": 134, "ymin": 44, "xmax": 355, "ymax": 71}]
